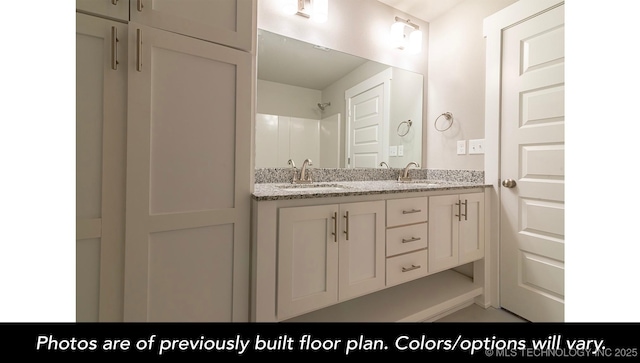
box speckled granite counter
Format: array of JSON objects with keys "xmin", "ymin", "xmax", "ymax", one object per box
[{"xmin": 252, "ymin": 180, "xmax": 491, "ymax": 201}]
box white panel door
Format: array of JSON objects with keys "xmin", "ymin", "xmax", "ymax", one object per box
[
  {"xmin": 500, "ymin": 4, "xmax": 565, "ymax": 322},
  {"xmin": 277, "ymin": 205, "xmax": 340, "ymax": 320},
  {"xmin": 346, "ymin": 69, "xmax": 391, "ymax": 168},
  {"xmin": 124, "ymin": 23, "xmax": 251, "ymax": 322},
  {"xmin": 130, "ymin": 0, "xmax": 254, "ymax": 51},
  {"xmin": 76, "ymin": 13, "xmax": 128, "ymax": 322},
  {"xmin": 338, "ymin": 201, "xmax": 386, "ymax": 301}
]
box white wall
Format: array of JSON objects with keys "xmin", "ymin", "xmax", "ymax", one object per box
[
  {"xmin": 426, "ymin": 0, "xmax": 518, "ymax": 170},
  {"xmin": 257, "ymin": 80, "xmax": 322, "ymax": 119}
]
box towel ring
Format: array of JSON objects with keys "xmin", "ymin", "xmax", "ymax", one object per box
[
  {"xmin": 397, "ymin": 119, "xmax": 412, "ymax": 136},
  {"xmin": 434, "ymin": 112, "xmax": 453, "ymax": 132}
]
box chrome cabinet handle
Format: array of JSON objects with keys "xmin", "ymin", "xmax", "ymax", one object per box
[
  {"xmin": 137, "ymin": 0, "xmax": 144, "ymax": 12},
  {"xmin": 455, "ymin": 201, "xmax": 461, "ymax": 221},
  {"xmin": 111, "ymin": 26, "xmax": 119, "ymax": 70},
  {"xmin": 343, "ymin": 211, "xmax": 349, "ymax": 241},
  {"xmin": 402, "ymin": 264, "xmax": 421, "ymax": 273},
  {"xmin": 461, "ymin": 199, "xmax": 468, "ymax": 221},
  {"xmin": 331, "ymin": 212, "xmax": 337, "ymax": 243},
  {"xmin": 112, "ymin": 0, "xmax": 118, "ymax": 5},
  {"xmin": 502, "ymin": 179, "xmax": 517, "ymax": 188},
  {"xmin": 402, "ymin": 237, "xmax": 421, "ymax": 243},
  {"xmin": 136, "ymin": 28, "xmax": 142, "ymax": 72},
  {"xmin": 402, "ymin": 209, "xmax": 421, "ymax": 214}
]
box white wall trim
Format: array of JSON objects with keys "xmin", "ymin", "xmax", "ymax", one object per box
[{"xmin": 482, "ymin": 0, "xmax": 565, "ymax": 309}]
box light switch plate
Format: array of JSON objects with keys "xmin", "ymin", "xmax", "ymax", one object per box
[
  {"xmin": 389, "ymin": 146, "xmax": 398, "ymax": 157},
  {"xmin": 469, "ymin": 139, "xmax": 485, "ymax": 154},
  {"xmin": 457, "ymin": 140, "xmax": 466, "ymax": 155},
  {"xmin": 397, "ymin": 145, "xmax": 404, "ymax": 156}
]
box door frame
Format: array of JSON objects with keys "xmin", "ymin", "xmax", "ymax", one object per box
[
  {"xmin": 344, "ymin": 68, "xmax": 392, "ymax": 168},
  {"xmin": 483, "ymin": 0, "xmax": 565, "ymax": 308}
]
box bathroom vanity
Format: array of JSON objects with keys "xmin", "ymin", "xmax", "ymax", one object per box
[{"xmin": 250, "ymin": 175, "xmax": 491, "ymax": 322}]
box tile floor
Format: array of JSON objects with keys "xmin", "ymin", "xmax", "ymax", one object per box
[{"xmin": 435, "ymin": 304, "xmax": 528, "ymax": 323}]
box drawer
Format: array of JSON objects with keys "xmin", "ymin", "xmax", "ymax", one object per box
[
  {"xmin": 386, "ymin": 222, "xmax": 428, "ymax": 257},
  {"xmin": 386, "ymin": 249, "xmax": 428, "ymax": 287},
  {"xmin": 386, "ymin": 197, "xmax": 428, "ymax": 227}
]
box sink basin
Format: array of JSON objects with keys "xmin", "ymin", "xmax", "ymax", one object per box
[{"xmin": 278, "ymin": 183, "xmax": 348, "ymax": 192}]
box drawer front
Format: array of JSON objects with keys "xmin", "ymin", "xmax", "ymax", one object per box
[
  {"xmin": 387, "ymin": 197, "xmax": 428, "ymax": 227},
  {"xmin": 386, "ymin": 249, "xmax": 428, "ymax": 287},
  {"xmin": 386, "ymin": 223, "xmax": 428, "ymax": 257}
]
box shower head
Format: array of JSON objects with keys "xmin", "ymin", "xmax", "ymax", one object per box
[{"xmin": 317, "ymin": 102, "xmax": 331, "ymax": 111}]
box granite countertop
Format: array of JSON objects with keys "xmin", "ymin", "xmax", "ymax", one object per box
[{"xmin": 252, "ymin": 180, "xmax": 491, "ymax": 201}]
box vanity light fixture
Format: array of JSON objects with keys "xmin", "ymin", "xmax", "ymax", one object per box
[
  {"xmin": 390, "ymin": 16, "xmax": 422, "ymax": 54},
  {"xmin": 288, "ymin": 0, "xmax": 328, "ymax": 23}
]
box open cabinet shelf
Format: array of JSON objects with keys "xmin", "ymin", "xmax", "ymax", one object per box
[{"xmin": 284, "ymin": 269, "xmax": 483, "ymax": 322}]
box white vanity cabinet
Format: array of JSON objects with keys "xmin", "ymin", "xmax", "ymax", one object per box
[
  {"xmin": 428, "ymin": 193, "xmax": 485, "ymax": 273},
  {"xmin": 129, "ymin": 0, "xmax": 254, "ymax": 51},
  {"xmin": 77, "ymin": 0, "xmax": 130, "ymax": 22},
  {"xmin": 251, "ymin": 186, "xmax": 489, "ymax": 322},
  {"xmin": 277, "ymin": 201, "xmax": 385, "ymax": 320}
]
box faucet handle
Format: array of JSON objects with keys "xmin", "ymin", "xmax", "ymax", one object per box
[{"xmin": 288, "ymin": 159, "xmax": 296, "ymax": 168}]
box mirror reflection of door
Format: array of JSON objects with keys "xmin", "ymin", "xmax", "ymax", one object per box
[{"xmin": 345, "ymin": 69, "xmax": 391, "ymax": 168}]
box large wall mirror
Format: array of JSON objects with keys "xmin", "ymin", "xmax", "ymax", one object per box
[{"xmin": 256, "ymin": 29, "xmax": 423, "ymax": 169}]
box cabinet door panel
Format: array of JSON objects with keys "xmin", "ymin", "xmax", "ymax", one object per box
[
  {"xmin": 428, "ymin": 195, "xmax": 459, "ymax": 273},
  {"xmin": 278, "ymin": 205, "xmax": 339, "ymax": 320},
  {"xmin": 77, "ymin": 0, "xmax": 129, "ymax": 21},
  {"xmin": 339, "ymin": 201, "xmax": 386, "ymax": 300},
  {"xmin": 76, "ymin": 13, "xmax": 128, "ymax": 322},
  {"xmin": 130, "ymin": 0, "xmax": 254, "ymax": 51},
  {"xmin": 458, "ymin": 193, "xmax": 485, "ymax": 264},
  {"xmin": 124, "ymin": 24, "xmax": 252, "ymax": 322}
]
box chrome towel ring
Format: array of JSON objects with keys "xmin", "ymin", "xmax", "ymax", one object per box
[
  {"xmin": 397, "ymin": 119, "xmax": 412, "ymax": 136},
  {"xmin": 434, "ymin": 112, "xmax": 453, "ymax": 132}
]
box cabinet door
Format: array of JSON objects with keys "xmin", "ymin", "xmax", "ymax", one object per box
[
  {"xmin": 428, "ymin": 194, "xmax": 460, "ymax": 273},
  {"xmin": 277, "ymin": 205, "xmax": 340, "ymax": 320},
  {"xmin": 130, "ymin": 0, "xmax": 255, "ymax": 51},
  {"xmin": 77, "ymin": 0, "xmax": 129, "ymax": 22},
  {"xmin": 458, "ymin": 193, "xmax": 485, "ymax": 264},
  {"xmin": 338, "ymin": 201, "xmax": 386, "ymax": 300},
  {"xmin": 76, "ymin": 13, "xmax": 128, "ymax": 322},
  {"xmin": 124, "ymin": 23, "xmax": 252, "ymax": 322}
]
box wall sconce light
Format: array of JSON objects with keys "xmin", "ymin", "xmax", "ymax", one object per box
[
  {"xmin": 390, "ymin": 16, "xmax": 422, "ymax": 54},
  {"xmin": 288, "ymin": 0, "xmax": 328, "ymax": 23}
]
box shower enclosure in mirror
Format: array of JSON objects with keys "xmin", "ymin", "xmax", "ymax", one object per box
[{"xmin": 256, "ymin": 29, "xmax": 423, "ymax": 169}]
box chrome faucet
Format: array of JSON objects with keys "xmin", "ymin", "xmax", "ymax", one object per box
[
  {"xmin": 379, "ymin": 161, "xmax": 389, "ymax": 169},
  {"xmin": 294, "ymin": 159, "xmax": 313, "ymax": 184},
  {"xmin": 399, "ymin": 161, "xmax": 420, "ymax": 182}
]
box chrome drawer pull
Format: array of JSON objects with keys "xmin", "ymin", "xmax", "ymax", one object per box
[
  {"xmin": 402, "ymin": 264, "xmax": 421, "ymax": 272},
  {"xmin": 402, "ymin": 237, "xmax": 421, "ymax": 243},
  {"xmin": 402, "ymin": 209, "xmax": 421, "ymax": 214}
]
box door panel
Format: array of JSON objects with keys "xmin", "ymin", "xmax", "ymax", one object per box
[
  {"xmin": 349, "ymin": 85, "xmax": 384, "ymax": 168},
  {"xmin": 124, "ymin": 24, "xmax": 251, "ymax": 322},
  {"xmin": 500, "ymin": 4, "xmax": 565, "ymax": 322}
]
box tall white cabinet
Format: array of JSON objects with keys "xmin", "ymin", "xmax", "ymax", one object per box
[
  {"xmin": 76, "ymin": 0, "xmax": 256, "ymax": 322},
  {"xmin": 76, "ymin": 12, "xmax": 128, "ymax": 322}
]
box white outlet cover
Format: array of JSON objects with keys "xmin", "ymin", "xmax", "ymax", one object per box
[
  {"xmin": 389, "ymin": 146, "xmax": 398, "ymax": 157},
  {"xmin": 469, "ymin": 139, "xmax": 485, "ymax": 154},
  {"xmin": 457, "ymin": 140, "xmax": 466, "ymax": 155},
  {"xmin": 397, "ymin": 145, "xmax": 404, "ymax": 156}
]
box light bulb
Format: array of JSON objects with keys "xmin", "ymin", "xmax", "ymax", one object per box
[
  {"xmin": 407, "ymin": 29, "xmax": 422, "ymax": 54},
  {"xmin": 312, "ymin": 0, "xmax": 328, "ymax": 23},
  {"xmin": 390, "ymin": 22, "xmax": 406, "ymax": 49}
]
